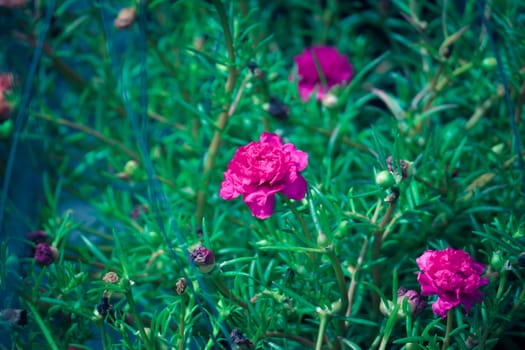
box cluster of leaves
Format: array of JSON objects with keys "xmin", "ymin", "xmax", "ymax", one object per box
[{"xmin": 1, "ymin": 0, "xmax": 524, "ymax": 349}]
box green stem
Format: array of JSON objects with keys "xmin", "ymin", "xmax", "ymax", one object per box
[
  {"xmin": 326, "ymin": 245, "xmax": 348, "ymax": 336},
  {"xmin": 372, "ymin": 194, "xmax": 398, "ymax": 317},
  {"xmin": 25, "ymin": 302, "xmax": 59, "ymax": 350},
  {"xmin": 315, "ymin": 310, "xmax": 329, "ymax": 350},
  {"xmin": 195, "ymin": 0, "xmax": 238, "ymax": 225},
  {"xmin": 442, "ymin": 310, "xmax": 453, "ymax": 350},
  {"xmin": 125, "ymin": 287, "xmax": 152, "ymax": 348},
  {"xmin": 178, "ymin": 296, "xmax": 186, "ymax": 350}
]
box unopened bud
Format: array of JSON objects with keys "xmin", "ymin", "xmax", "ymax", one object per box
[
  {"xmin": 102, "ymin": 272, "xmax": 119, "ymax": 284},
  {"xmin": 490, "ymin": 251, "xmax": 505, "ymax": 271},
  {"xmin": 176, "ymin": 277, "xmax": 187, "ymax": 295},
  {"xmin": 34, "ymin": 243, "xmax": 58, "ymax": 266},
  {"xmin": 375, "ymin": 170, "xmax": 395, "ymax": 188},
  {"xmin": 321, "ymin": 93, "xmax": 339, "ymax": 108},
  {"xmin": 114, "ymin": 7, "xmax": 136, "ymax": 30},
  {"xmin": 397, "ymin": 287, "xmax": 426, "ymax": 316},
  {"xmin": 317, "ymin": 232, "xmax": 328, "ymax": 247},
  {"xmin": 482, "ymin": 57, "xmax": 497, "ymax": 69},
  {"xmin": 189, "ymin": 247, "xmax": 216, "ymax": 274}
]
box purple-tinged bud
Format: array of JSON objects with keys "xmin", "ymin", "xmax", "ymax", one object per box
[
  {"xmin": 386, "ymin": 155, "xmax": 414, "ymax": 181},
  {"xmin": 189, "ymin": 247, "xmax": 216, "ymax": 274},
  {"xmin": 230, "ymin": 329, "xmax": 254, "ymax": 349},
  {"xmin": 34, "ymin": 243, "xmax": 58, "ymax": 266},
  {"xmin": 130, "ymin": 204, "xmax": 148, "ymax": 220},
  {"xmin": 397, "ymin": 287, "xmax": 426, "ymax": 316}
]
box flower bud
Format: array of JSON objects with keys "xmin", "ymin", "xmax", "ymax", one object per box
[
  {"xmin": 102, "ymin": 272, "xmax": 119, "ymax": 284},
  {"xmin": 491, "ymin": 143, "xmax": 504, "ymax": 155},
  {"xmin": 114, "ymin": 7, "xmax": 136, "ymax": 30},
  {"xmin": 189, "ymin": 247, "xmax": 216, "ymax": 274},
  {"xmin": 34, "ymin": 243, "xmax": 58, "ymax": 266},
  {"xmin": 379, "ymin": 299, "xmax": 394, "ymax": 317},
  {"xmin": 490, "ymin": 250, "xmax": 505, "ymax": 271},
  {"xmin": 321, "ymin": 93, "xmax": 339, "ymax": 108},
  {"xmin": 397, "ymin": 287, "xmax": 426, "ymax": 316},
  {"xmin": 230, "ymin": 329, "xmax": 254, "ymax": 349},
  {"xmin": 176, "ymin": 277, "xmax": 187, "ymax": 295},
  {"xmin": 130, "ymin": 204, "xmax": 148, "ymax": 220},
  {"xmin": 124, "ymin": 160, "xmax": 139, "ymax": 177},
  {"xmin": 482, "ymin": 57, "xmax": 497, "ymax": 69},
  {"xmin": 386, "ymin": 155, "xmax": 414, "ymax": 182},
  {"xmin": 317, "ymin": 232, "xmax": 328, "ymax": 247},
  {"xmin": 375, "ymin": 170, "xmax": 395, "ymax": 188}
]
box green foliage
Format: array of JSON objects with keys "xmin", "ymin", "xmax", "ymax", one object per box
[{"xmin": 1, "ymin": 0, "xmax": 524, "ymax": 349}]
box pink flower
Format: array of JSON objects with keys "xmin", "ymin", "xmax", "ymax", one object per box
[
  {"xmin": 219, "ymin": 132, "xmax": 308, "ymax": 219},
  {"xmin": 0, "ymin": 0, "xmax": 27, "ymax": 8},
  {"xmin": 293, "ymin": 46, "xmax": 353, "ymax": 102},
  {"xmin": 416, "ymin": 248, "xmax": 489, "ymax": 318},
  {"xmin": 0, "ymin": 73, "xmax": 14, "ymax": 123}
]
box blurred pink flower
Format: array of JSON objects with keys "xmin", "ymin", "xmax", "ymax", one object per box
[
  {"xmin": 0, "ymin": 0, "xmax": 27, "ymax": 8},
  {"xmin": 219, "ymin": 132, "xmax": 308, "ymax": 219},
  {"xmin": 416, "ymin": 247, "xmax": 489, "ymax": 318},
  {"xmin": 293, "ymin": 46, "xmax": 353, "ymax": 102},
  {"xmin": 0, "ymin": 73, "xmax": 14, "ymax": 123}
]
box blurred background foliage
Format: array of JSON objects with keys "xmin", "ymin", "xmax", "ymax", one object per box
[{"xmin": 1, "ymin": 0, "xmax": 524, "ymax": 349}]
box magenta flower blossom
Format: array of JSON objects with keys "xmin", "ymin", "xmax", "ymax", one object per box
[
  {"xmin": 293, "ymin": 46, "xmax": 353, "ymax": 102},
  {"xmin": 219, "ymin": 132, "xmax": 308, "ymax": 219},
  {"xmin": 416, "ymin": 248, "xmax": 489, "ymax": 318}
]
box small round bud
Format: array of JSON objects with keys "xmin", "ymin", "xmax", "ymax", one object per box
[
  {"xmin": 321, "ymin": 93, "xmax": 339, "ymax": 108},
  {"xmin": 375, "ymin": 170, "xmax": 395, "ymax": 188},
  {"xmin": 189, "ymin": 247, "xmax": 216, "ymax": 274},
  {"xmin": 482, "ymin": 57, "xmax": 497, "ymax": 69},
  {"xmin": 490, "ymin": 250, "xmax": 505, "ymax": 271},
  {"xmin": 102, "ymin": 272, "xmax": 119, "ymax": 284},
  {"xmin": 124, "ymin": 160, "xmax": 139, "ymax": 178},
  {"xmin": 397, "ymin": 287, "xmax": 426, "ymax": 316},
  {"xmin": 176, "ymin": 277, "xmax": 187, "ymax": 295},
  {"xmin": 317, "ymin": 232, "xmax": 328, "ymax": 247},
  {"xmin": 34, "ymin": 243, "xmax": 58, "ymax": 266},
  {"xmin": 114, "ymin": 7, "xmax": 136, "ymax": 30},
  {"xmin": 491, "ymin": 143, "xmax": 504, "ymax": 155}
]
